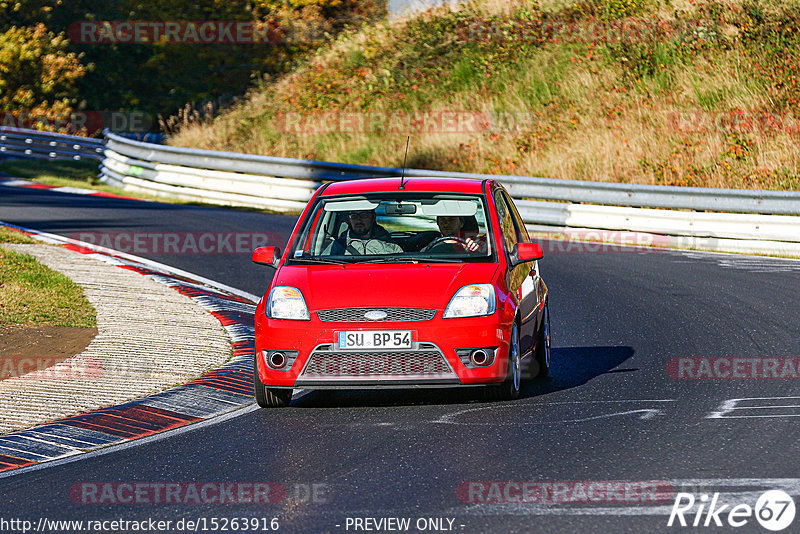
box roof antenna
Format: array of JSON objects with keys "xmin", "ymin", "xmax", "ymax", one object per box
[{"xmin": 399, "ymin": 136, "xmax": 409, "ymax": 190}]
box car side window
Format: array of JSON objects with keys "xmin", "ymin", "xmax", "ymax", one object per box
[
  {"xmin": 494, "ymin": 190, "xmax": 518, "ymax": 255},
  {"xmin": 502, "ymin": 190, "xmax": 530, "ymax": 243}
]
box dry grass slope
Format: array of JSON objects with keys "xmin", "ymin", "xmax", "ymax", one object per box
[{"xmin": 169, "ymin": 0, "xmax": 800, "ymax": 191}]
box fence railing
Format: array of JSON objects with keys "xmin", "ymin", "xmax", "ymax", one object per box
[
  {"xmin": 101, "ymin": 131, "xmax": 800, "ymax": 213},
  {"xmin": 2, "ymin": 127, "xmax": 799, "ymax": 256},
  {"xmin": 0, "ymin": 127, "xmax": 104, "ymax": 161},
  {"xmin": 98, "ymin": 131, "xmax": 800, "ymax": 256}
]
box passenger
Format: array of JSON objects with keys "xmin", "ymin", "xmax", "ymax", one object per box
[
  {"xmin": 327, "ymin": 210, "xmax": 403, "ymax": 255},
  {"xmin": 435, "ymin": 216, "xmax": 487, "ymax": 253}
]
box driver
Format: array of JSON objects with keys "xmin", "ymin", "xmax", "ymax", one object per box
[
  {"xmin": 435, "ymin": 216, "xmax": 487, "ymax": 253},
  {"xmin": 327, "ymin": 210, "xmax": 403, "ymax": 255}
]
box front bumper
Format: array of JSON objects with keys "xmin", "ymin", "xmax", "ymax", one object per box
[{"xmin": 255, "ymin": 311, "xmax": 513, "ymax": 389}]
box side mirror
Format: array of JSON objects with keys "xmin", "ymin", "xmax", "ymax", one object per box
[
  {"xmin": 510, "ymin": 242, "xmax": 543, "ymax": 268},
  {"xmin": 252, "ymin": 246, "xmax": 280, "ymax": 267}
]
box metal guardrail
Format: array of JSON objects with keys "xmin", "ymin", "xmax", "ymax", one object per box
[
  {"xmin": 101, "ymin": 131, "xmax": 800, "ymax": 216},
  {"xmin": 97, "ymin": 131, "xmax": 800, "ymax": 256},
  {"xmin": 0, "ymin": 127, "xmax": 105, "ymax": 161},
  {"xmin": 514, "ymin": 200, "xmax": 800, "ymax": 241},
  {"xmin": 2, "ymin": 127, "xmax": 799, "ymax": 256}
]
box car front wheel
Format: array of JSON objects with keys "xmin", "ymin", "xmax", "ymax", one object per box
[
  {"xmin": 485, "ymin": 322, "xmax": 521, "ymax": 401},
  {"xmin": 533, "ymin": 301, "xmax": 551, "ymax": 378},
  {"xmin": 254, "ymin": 356, "xmax": 292, "ymax": 408}
]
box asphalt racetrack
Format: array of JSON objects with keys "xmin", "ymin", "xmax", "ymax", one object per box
[{"xmin": 2, "ymin": 184, "xmax": 800, "ymax": 533}]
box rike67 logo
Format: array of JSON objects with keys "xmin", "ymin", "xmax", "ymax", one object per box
[{"xmin": 668, "ymin": 490, "xmax": 796, "ymax": 531}]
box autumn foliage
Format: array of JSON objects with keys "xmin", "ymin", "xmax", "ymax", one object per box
[
  {"xmin": 0, "ymin": 23, "xmax": 85, "ymax": 132},
  {"xmin": 0, "ymin": 0, "xmax": 383, "ymax": 132}
]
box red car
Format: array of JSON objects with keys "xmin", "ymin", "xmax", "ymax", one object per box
[{"xmin": 251, "ymin": 177, "xmax": 550, "ymax": 407}]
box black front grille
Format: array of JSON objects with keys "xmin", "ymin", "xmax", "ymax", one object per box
[
  {"xmin": 301, "ymin": 343, "xmax": 455, "ymax": 379},
  {"xmin": 316, "ymin": 307, "xmax": 436, "ymax": 323}
]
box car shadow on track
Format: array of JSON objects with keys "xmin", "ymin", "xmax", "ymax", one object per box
[
  {"xmin": 288, "ymin": 345, "xmax": 635, "ymax": 408},
  {"xmin": 520, "ymin": 345, "xmax": 635, "ymax": 399}
]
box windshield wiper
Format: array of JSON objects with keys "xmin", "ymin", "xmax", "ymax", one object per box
[
  {"xmin": 354, "ymin": 256, "xmax": 464, "ymax": 264},
  {"xmin": 352, "ymin": 257, "xmax": 421, "ymax": 264},
  {"xmin": 290, "ymin": 257, "xmax": 349, "ymax": 265},
  {"xmin": 408, "ymin": 257, "xmax": 464, "ymax": 263}
]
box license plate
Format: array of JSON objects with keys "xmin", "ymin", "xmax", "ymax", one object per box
[{"xmin": 338, "ymin": 330, "xmax": 412, "ymax": 350}]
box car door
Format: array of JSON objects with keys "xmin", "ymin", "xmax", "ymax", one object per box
[{"xmin": 493, "ymin": 187, "xmax": 538, "ymax": 357}]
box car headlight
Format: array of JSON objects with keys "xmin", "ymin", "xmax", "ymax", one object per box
[
  {"xmin": 266, "ymin": 286, "xmax": 310, "ymax": 320},
  {"xmin": 443, "ymin": 284, "xmax": 496, "ymax": 318}
]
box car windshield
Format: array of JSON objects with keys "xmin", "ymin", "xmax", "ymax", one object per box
[{"xmin": 289, "ymin": 193, "xmax": 494, "ymax": 264}]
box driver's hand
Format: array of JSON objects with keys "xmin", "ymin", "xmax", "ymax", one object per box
[{"xmin": 465, "ymin": 235, "xmax": 487, "ymax": 253}]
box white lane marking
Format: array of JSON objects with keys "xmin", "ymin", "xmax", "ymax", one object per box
[
  {"xmin": 724, "ymin": 406, "xmax": 800, "ymax": 410},
  {"xmin": 0, "ymin": 403, "xmax": 260, "ymax": 479},
  {"xmin": 524, "ymin": 400, "xmax": 678, "ymax": 404},
  {"xmin": 433, "ymin": 400, "xmax": 675, "ymax": 425},
  {"xmin": 50, "ymin": 186, "xmax": 97, "ymax": 195},
  {"xmin": 436, "ymin": 409, "xmax": 667, "ymax": 425},
  {"xmin": 707, "ymin": 397, "xmax": 800, "ymax": 419},
  {"xmin": 0, "ymin": 179, "xmax": 100, "ymax": 195},
  {"xmin": 674, "ymin": 251, "xmax": 800, "ymax": 272}
]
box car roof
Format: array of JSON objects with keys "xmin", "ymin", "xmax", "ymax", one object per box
[{"xmin": 319, "ymin": 177, "xmax": 489, "ymax": 196}]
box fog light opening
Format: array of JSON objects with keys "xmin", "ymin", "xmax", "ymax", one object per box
[
  {"xmin": 270, "ymin": 352, "xmax": 287, "ymax": 369},
  {"xmin": 471, "ymin": 349, "xmax": 489, "ymax": 366}
]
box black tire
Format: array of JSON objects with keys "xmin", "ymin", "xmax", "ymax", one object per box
[
  {"xmin": 254, "ymin": 356, "xmax": 292, "ymax": 408},
  {"xmin": 533, "ymin": 301, "xmax": 551, "ymax": 378},
  {"xmin": 485, "ymin": 322, "xmax": 522, "ymax": 401}
]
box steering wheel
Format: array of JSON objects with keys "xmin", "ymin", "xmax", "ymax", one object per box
[{"xmin": 420, "ymin": 235, "xmax": 470, "ymax": 252}]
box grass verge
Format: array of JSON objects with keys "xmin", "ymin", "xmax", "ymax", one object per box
[
  {"xmin": 0, "ymin": 159, "xmax": 99, "ymax": 184},
  {"xmin": 0, "ymin": 241, "xmax": 96, "ymax": 328},
  {"xmin": 0, "ymin": 158, "xmax": 162, "ymax": 198},
  {"xmin": 0, "ymin": 227, "xmax": 36, "ymax": 244}
]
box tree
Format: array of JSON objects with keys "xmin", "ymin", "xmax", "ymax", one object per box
[
  {"xmin": 0, "ymin": 23, "xmax": 85, "ymax": 131},
  {"xmin": 0, "ymin": 0, "xmax": 384, "ymax": 130}
]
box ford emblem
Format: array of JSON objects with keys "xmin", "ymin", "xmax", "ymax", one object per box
[{"xmin": 364, "ymin": 310, "xmax": 388, "ymax": 321}]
